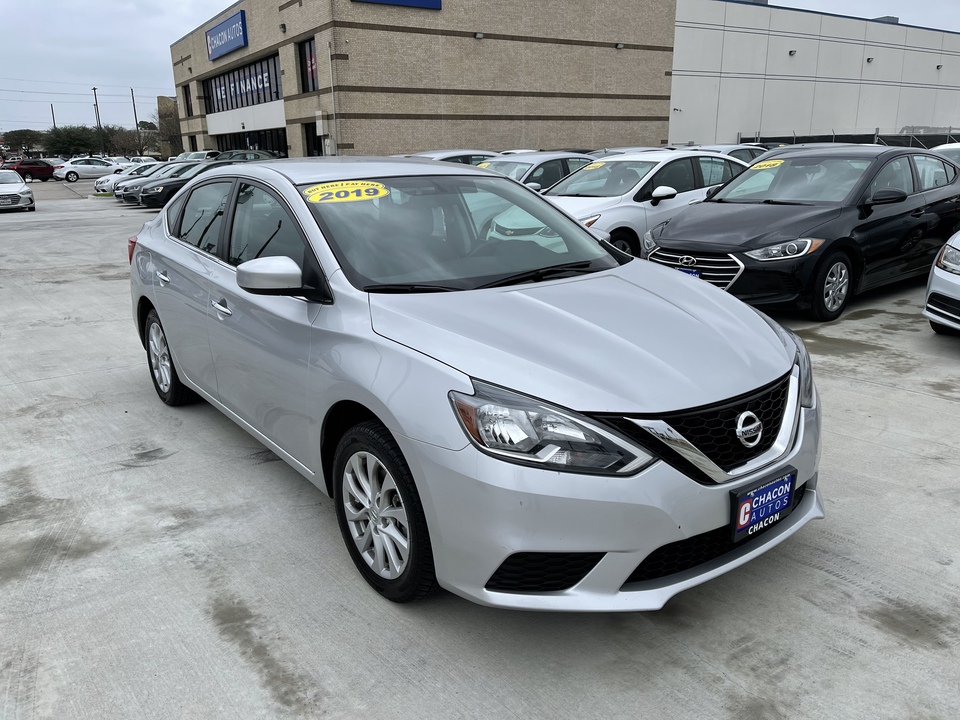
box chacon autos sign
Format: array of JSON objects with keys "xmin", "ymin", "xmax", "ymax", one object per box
[
  {"xmin": 206, "ymin": 10, "xmax": 249, "ymax": 61},
  {"xmin": 351, "ymin": 0, "xmax": 441, "ymax": 8}
]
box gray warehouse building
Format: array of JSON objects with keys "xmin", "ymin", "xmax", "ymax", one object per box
[{"xmin": 170, "ymin": 0, "xmax": 677, "ymax": 156}]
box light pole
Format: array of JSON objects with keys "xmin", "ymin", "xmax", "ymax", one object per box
[{"xmin": 92, "ymin": 87, "xmax": 104, "ymax": 156}]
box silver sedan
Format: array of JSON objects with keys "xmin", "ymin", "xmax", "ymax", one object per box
[
  {"xmin": 129, "ymin": 159, "xmax": 824, "ymax": 610},
  {"xmin": 923, "ymin": 231, "xmax": 960, "ymax": 334},
  {"xmin": 53, "ymin": 157, "xmax": 124, "ymax": 181},
  {"xmin": 0, "ymin": 169, "xmax": 35, "ymax": 211}
]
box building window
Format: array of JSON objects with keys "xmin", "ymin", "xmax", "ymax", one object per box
[
  {"xmin": 183, "ymin": 84, "xmax": 194, "ymax": 117},
  {"xmin": 189, "ymin": 135, "xmax": 198, "ymax": 151},
  {"xmin": 304, "ymin": 122, "xmax": 323, "ymax": 156},
  {"xmin": 298, "ymin": 39, "xmax": 319, "ymax": 93},
  {"xmin": 215, "ymin": 128, "xmax": 288, "ymax": 156},
  {"xmin": 202, "ymin": 54, "xmax": 283, "ymax": 115}
]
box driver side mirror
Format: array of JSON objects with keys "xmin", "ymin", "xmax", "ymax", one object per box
[
  {"xmin": 867, "ymin": 187, "xmax": 908, "ymax": 205},
  {"xmin": 525, "ymin": 182, "xmax": 542, "ymax": 192},
  {"xmin": 650, "ymin": 185, "xmax": 678, "ymax": 206},
  {"xmin": 705, "ymin": 185, "xmax": 722, "ymax": 199},
  {"xmin": 237, "ymin": 256, "xmax": 304, "ymax": 296}
]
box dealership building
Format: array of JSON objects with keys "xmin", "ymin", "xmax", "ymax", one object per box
[
  {"xmin": 171, "ymin": 0, "xmax": 960, "ymax": 156},
  {"xmin": 170, "ymin": 0, "xmax": 676, "ymax": 156}
]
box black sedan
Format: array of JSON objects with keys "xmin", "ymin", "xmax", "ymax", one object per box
[
  {"xmin": 138, "ymin": 160, "xmax": 240, "ymax": 208},
  {"xmin": 642, "ymin": 146, "xmax": 960, "ymax": 320}
]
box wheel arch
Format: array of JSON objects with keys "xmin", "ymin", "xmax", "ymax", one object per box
[
  {"xmin": 818, "ymin": 239, "xmax": 863, "ymax": 291},
  {"xmin": 320, "ymin": 400, "xmax": 383, "ymax": 498},
  {"xmin": 136, "ymin": 296, "xmax": 156, "ymax": 349}
]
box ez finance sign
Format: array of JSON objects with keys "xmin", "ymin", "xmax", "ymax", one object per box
[
  {"xmin": 352, "ymin": 0, "xmax": 441, "ymax": 8},
  {"xmin": 206, "ymin": 11, "xmax": 249, "ymax": 61}
]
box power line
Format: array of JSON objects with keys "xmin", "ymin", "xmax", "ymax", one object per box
[
  {"xmin": 0, "ymin": 87, "xmax": 133, "ymax": 98},
  {"xmin": 0, "ymin": 97, "xmax": 156, "ymax": 105},
  {"xmin": 0, "ymin": 76, "xmax": 175, "ymax": 93}
]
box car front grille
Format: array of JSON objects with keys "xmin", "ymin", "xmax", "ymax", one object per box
[
  {"xmin": 0, "ymin": 193, "xmax": 20, "ymax": 202},
  {"xmin": 622, "ymin": 483, "xmax": 807, "ymax": 585},
  {"xmin": 648, "ymin": 248, "xmax": 743, "ymax": 289},
  {"xmin": 596, "ymin": 371, "xmax": 793, "ymax": 484},
  {"xmin": 927, "ymin": 292, "xmax": 960, "ymax": 322},
  {"xmin": 485, "ymin": 552, "xmax": 605, "ymax": 592}
]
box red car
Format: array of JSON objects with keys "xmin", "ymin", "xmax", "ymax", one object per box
[{"xmin": 0, "ymin": 159, "xmax": 55, "ymax": 182}]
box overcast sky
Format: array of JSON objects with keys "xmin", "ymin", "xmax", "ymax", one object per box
[{"xmin": 1, "ymin": 0, "xmax": 958, "ymax": 134}]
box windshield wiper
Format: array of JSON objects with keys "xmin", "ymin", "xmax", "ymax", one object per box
[
  {"xmin": 362, "ymin": 283, "xmax": 461, "ymax": 293},
  {"xmin": 761, "ymin": 199, "xmax": 814, "ymax": 206},
  {"xmin": 476, "ymin": 261, "xmax": 597, "ymax": 289}
]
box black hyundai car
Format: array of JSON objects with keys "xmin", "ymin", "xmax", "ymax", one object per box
[{"xmin": 641, "ymin": 146, "xmax": 960, "ymax": 320}]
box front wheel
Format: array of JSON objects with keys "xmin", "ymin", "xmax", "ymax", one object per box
[
  {"xmin": 333, "ymin": 421, "xmax": 439, "ymax": 603},
  {"xmin": 65, "ymin": 171, "xmax": 79, "ymax": 182},
  {"xmin": 22, "ymin": 172, "xmax": 33, "ymax": 181},
  {"xmin": 143, "ymin": 309, "xmax": 197, "ymax": 406},
  {"xmin": 610, "ymin": 229, "xmax": 640, "ymax": 256},
  {"xmin": 40, "ymin": 177, "xmax": 49, "ymax": 182},
  {"xmin": 809, "ymin": 252, "xmax": 853, "ymax": 321}
]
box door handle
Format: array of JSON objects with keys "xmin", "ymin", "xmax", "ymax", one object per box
[
  {"xmin": 211, "ymin": 299, "xmax": 233, "ymax": 316},
  {"xmin": 911, "ymin": 209, "xmax": 925, "ymax": 218},
  {"xmin": 156, "ymin": 270, "xmax": 170, "ymax": 284}
]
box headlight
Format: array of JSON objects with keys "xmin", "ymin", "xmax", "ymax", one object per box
[
  {"xmin": 745, "ymin": 238, "xmax": 825, "ymax": 262},
  {"xmin": 936, "ymin": 244, "xmax": 960, "ymax": 275},
  {"xmin": 755, "ymin": 311, "xmax": 815, "ymax": 408},
  {"xmin": 18, "ymin": 189, "xmax": 32, "ymax": 196},
  {"xmin": 143, "ymin": 186, "xmax": 163, "ymax": 193},
  {"xmin": 450, "ymin": 381, "xmax": 655, "ymax": 475},
  {"xmin": 581, "ymin": 214, "xmax": 601, "ymax": 228}
]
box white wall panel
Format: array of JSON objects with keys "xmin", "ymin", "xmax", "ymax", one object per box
[
  {"xmin": 765, "ymin": 35, "xmax": 819, "ymax": 77},
  {"xmin": 816, "ymin": 40, "xmax": 865, "ymax": 80},
  {"xmin": 673, "ymin": 26, "xmax": 724, "ymax": 72},
  {"xmin": 856, "ymin": 85, "xmax": 902, "ymax": 131},
  {"xmin": 811, "ymin": 83, "xmax": 862, "ymax": 133},
  {"xmin": 720, "ymin": 29, "xmax": 768, "ymax": 74},
  {"xmin": 760, "ymin": 80, "xmax": 816, "ymax": 135},
  {"xmin": 716, "ymin": 77, "xmax": 764, "ymax": 142},
  {"xmin": 897, "ymin": 87, "xmax": 939, "ymax": 129},
  {"xmin": 669, "ymin": 76, "xmax": 721, "ymax": 143}
]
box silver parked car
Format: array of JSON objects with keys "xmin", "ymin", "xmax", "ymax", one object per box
[
  {"xmin": 53, "ymin": 157, "xmax": 124, "ymax": 181},
  {"xmin": 478, "ymin": 151, "xmax": 595, "ymax": 191},
  {"xmin": 0, "ymin": 169, "xmax": 35, "ymax": 211},
  {"xmin": 395, "ymin": 149, "xmax": 500, "ymax": 165},
  {"xmin": 923, "ymin": 230, "xmax": 960, "ymax": 334},
  {"xmin": 129, "ymin": 158, "xmax": 823, "ymax": 611}
]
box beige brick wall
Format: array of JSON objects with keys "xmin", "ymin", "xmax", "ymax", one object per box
[{"xmin": 171, "ymin": 0, "xmax": 676, "ymax": 156}]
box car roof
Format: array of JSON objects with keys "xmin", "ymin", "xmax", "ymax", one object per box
[
  {"xmin": 484, "ymin": 151, "xmax": 592, "ymax": 162},
  {"xmin": 933, "ymin": 143, "xmax": 960, "ymax": 150},
  {"xmin": 599, "ymin": 150, "xmax": 746, "ymax": 163},
  {"xmin": 760, "ymin": 145, "xmax": 900, "ymax": 159},
  {"xmin": 410, "ymin": 149, "xmax": 498, "ymax": 158},
  {"xmin": 688, "ymin": 144, "xmax": 761, "ymax": 151}
]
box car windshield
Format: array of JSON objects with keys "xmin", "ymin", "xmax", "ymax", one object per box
[
  {"xmin": 545, "ymin": 160, "xmax": 657, "ymax": 197},
  {"xmin": 712, "ymin": 156, "xmax": 873, "ymax": 204},
  {"xmin": 178, "ymin": 162, "xmax": 218, "ymax": 179},
  {"xmin": 168, "ymin": 163, "xmax": 200, "ymax": 178},
  {"xmin": 936, "ymin": 148, "xmax": 960, "ymax": 164},
  {"xmin": 481, "ymin": 161, "xmax": 533, "ymax": 181},
  {"xmin": 0, "ymin": 170, "xmax": 22, "ymax": 184},
  {"xmin": 300, "ymin": 175, "xmax": 620, "ymax": 291}
]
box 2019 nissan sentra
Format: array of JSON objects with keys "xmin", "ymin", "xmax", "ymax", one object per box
[
  {"xmin": 643, "ymin": 146, "xmax": 960, "ymax": 320},
  {"xmin": 129, "ymin": 158, "xmax": 823, "ymax": 610}
]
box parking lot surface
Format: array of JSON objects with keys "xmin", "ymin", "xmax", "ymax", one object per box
[{"xmin": 1, "ymin": 189, "xmax": 959, "ymax": 719}]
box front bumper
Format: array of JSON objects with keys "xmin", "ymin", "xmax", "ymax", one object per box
[
  {"xmin": 398, "ymin": 394, "xmax": 823, "ymax": 611},
  {"xmin": 0, "ymin": 193, "xmax": 34, "ymax": 210},
  {"xmin": 726, "ymin": 254, "xmax": 818, "ymax": 305},
  {"xmin": 923, "ymin": 264, "xmax": 960, "ymax": 331},
  {"xmin": 140, "ymin": 191, "xmax": 169, "ymax": 208}
]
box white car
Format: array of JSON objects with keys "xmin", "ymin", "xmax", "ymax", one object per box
[
  {"xmin": 923, "ymin": 230, "xmax": 960, "ymax": 335},
  {"xmin": 94, "ymin": 162, "xmax": 165, "ymax": 192},
  {"xmin": 53, "ymin": 158, "xmax": 124, "ymax": 182},
  {"xmin": 478, "ymin": 152, "xmax": 595, "ymax": 190},
  {"xmin": 933, "ymin": 143, "xmax": 960, "ymax": 165},
  {"xmin": 128, "ymin": 157, "xmax": 159, "ymax": 165},
  {"xmin": 538, "ymin": 151, "xmax": 749, "ymax": 255},
  {"xmin": 396, "ymin": 149, "xmax": 500, "ymax": 165},
  {"xmin": 0, "ymin": 169, "xmax": 36, "ymax": 211}
]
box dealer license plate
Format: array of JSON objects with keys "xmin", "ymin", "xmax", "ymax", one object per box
[
  {"xmin": 731, "ymin": 470, "xmax": 795, "ymax": 543},
  {"xmin": 677, "ymin": 268, "xmax": 700, "ymax": 278},
  {"xmin": 0, "ymin": 198, "xmax": 11, "ymax": 206}
]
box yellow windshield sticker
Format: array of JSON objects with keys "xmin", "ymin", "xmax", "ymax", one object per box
[
  {"xmin": 750, "ymin": 159, "xmax": 784, "ymax": 171},
  {"xmin": 583, "ymin": 162, "xmax": 606, "ymax": 170},
  {"xmin": 303, "ymin": 181, "xmax": 390, "ymax": 203},
  {"xmin": 477, "ymin": 162, "xmax": 491, "ymax": 168}
]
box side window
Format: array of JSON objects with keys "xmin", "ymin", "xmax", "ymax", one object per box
[
  {"xmin": 177, "ymin": 181, "xmax": 233, "ymax": 254},
  {"xmin": 566, "ymin": 158, "xmax": 592, "ymax": 173},
  {"xmin": 228, "ymin": 183, "xmax": 307, "ymax": 268},
  {"xmin": 165, "ymin": 193, "xmax": 187, "ymax": 234},
  {"xmin": 642, "ymin": 158, "xmax": 697, "ymax": 200},
  {"xmin": 946, "ymin": 163, "xmax": 958, "ymax": 183},
  {"xmin": 724, "ymin": 159, "xmax": 746, "ymax": 179},
  {"xmin": 914, "ymin": 155, "xmax": 950, "ymax": 191},
  {"xmin": 527, "ymin": 159, "xmax": 565, "ymax": 188},
  {"xmin": 870, "ymin": 158, "xmax": 915, "ymax": 196},
  {"xmin": 729, "ymin": 149, "xmax": 753, "ymax": 163},
  {"xmin": 442, "ymin": 156, "xmax": 469, "ymax": 165},
  {"xmin": 469, "ymin": 155, "xmax": 493, "ymax": 166},
  {"xmin": 697, "ymin": 156, "xmax": 732, "ymax": 186}
]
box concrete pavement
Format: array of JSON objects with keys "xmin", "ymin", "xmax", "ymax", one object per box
[{"xmin": 1, "ymin": 193, "xmax": 958, "ymax": 719}]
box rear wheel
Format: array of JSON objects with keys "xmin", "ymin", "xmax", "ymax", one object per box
[
  {"xmin": 65, "ymin": 171, "xmax": 79, "ymax": 183},
  {"xmin": 143, "ymin": 310, "xmax": 197, "ymax": 406},
  {"xmin": 22, "ymin": 172, "xmax": 33, "ymax": 181},
  {"xmin": 610, "ymin": 229, "xmax": 640, "ymax": 256},
  {"xmin": 40, "ymin": 178, "xmax": 49, "ymax": 182},
  {"xmin": 809, "ymin": 252, "xmax": 853, "ymax": 321},
  {"xmin": 930, "ymin": 320, "xmax": 960, "ymax": 336},
  {"xmin": 333, "ymin": 421, "xmax": 439, "ymax": 603}
]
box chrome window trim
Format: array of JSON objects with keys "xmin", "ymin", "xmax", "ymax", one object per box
[{"xmin": 628, "ymin": 366, "xmax": 800, "ymax": 485}]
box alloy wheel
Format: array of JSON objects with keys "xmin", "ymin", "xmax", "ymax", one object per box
[
  {"xmin": 342, "ymin": 451, "xmax": 410, "ymax": 580},
  {"xmin": 148, "ymin": 322, "xmax": 172, "ymax": 393},
  {"xmin": 823, "ymin": 261, "xmax": 849, "ymax": 312}
]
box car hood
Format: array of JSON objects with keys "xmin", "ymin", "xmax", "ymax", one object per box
[
  {"xmin": 0, "ymin": 181, "xmax": 26, "ymax": 192},
  {"xmin": 544, "ymin": 195, "xmax": 625, "ymax": 220},
  {"xmin": 141, "ymin": 177, "xmax": 186, "ymax": 190},
  {"xmin": 369, "ymin": 262, "xmax": 793, "ymax": 414},
  {"xmin": 656, "ymin": 202, "xmax": 843, "ymax": 252}
]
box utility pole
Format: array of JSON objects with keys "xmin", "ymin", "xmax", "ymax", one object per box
[
  {"xmin": 130, "ymin": 88, "xmax": 142, "ymax": 154},
  {"xmin": 50, "ymin": 104, "xmax": 57, "ymax": 129},
  {"xmin": 92, "ymin": 87, "xmax": 104, "ymax": 156}
]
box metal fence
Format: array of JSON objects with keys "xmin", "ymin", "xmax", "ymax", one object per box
[{"xmin": 738, "ymin": 130, "xmax": 960, "ymax": 148}]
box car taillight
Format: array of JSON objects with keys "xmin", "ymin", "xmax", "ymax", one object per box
[{"xmin": 128, "ymin": 236, "xmax": 138, "ymax": 264}]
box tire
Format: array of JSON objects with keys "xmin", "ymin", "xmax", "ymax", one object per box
[
  {"xmin": 22, "ymin": 172, "xmax": 33, "ymax": 181},
  {"xmin": 143, "ymin": 310, "xmax": 197, "ymax": 406},
  {"xmin": 930, "ymin": 320, "xmax": 960, "ymax": 336},
  {"xmin": 65, "ymin": 171, "xmax": 79, "ymax": 183},
  {"xmin": 27, "ymin": 206, "xmax": 36, "ymax": 212},
  {"xmin": 610, "ymin": 229, "xmax": 640, "ymax": 256},
  {"xmin": 40, "ymin": 178, "xmax": 49, "ymax": 182},
  {"xmin": 809, "ymin": 252, "xmax": 853, "ymax": 321},
  {"xmin": 333, "ymin": 421, "xmax": 439, "ymax": 603}
]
